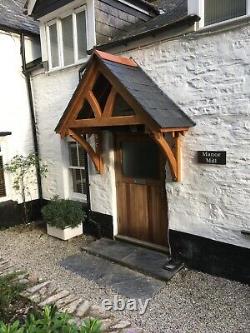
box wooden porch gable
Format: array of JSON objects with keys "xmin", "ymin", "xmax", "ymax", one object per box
[{"xmin": 55, "ymin": 50, "xmax": 195, "ymax": 181}]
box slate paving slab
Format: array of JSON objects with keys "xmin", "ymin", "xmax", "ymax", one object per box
[
  {"xmin": 61, "ymin": 253, "xmax": 164, "ymax": 300},
  {"xmin": 82, "ymin": 238, "xmax": 183, "ymax": 281},
  {"xmin": 0, "ymin": 257, "xmax": 143, "ymax": 332}
]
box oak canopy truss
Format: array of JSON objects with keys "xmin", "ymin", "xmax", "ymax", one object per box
[{"xmin": 55, "ymin": 50, "xmax": 195, "ymax": 181}]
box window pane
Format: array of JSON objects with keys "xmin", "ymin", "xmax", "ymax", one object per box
[
  {"xmin": 49, "ymin": 24, "xmax": 59, "ymax": 68},
  {"xmin": 205, "ymin": 0, "xmax": 246, "ymax": 26},
  {"xmin": 69, "ymin": 143, "xmax": 78, "ymax": 166},
  {"xmin": 62, "ymin": 15, "xmax": 74, "ymax": 66},
  {"xmin": 76, "ymin": 11, "xmax": 87, "ymax": 59},
  {"xmin": 78, "ymin": 146, "xmax": 86, "ymax": 167},
  {"xmin": 0, "ymin": 156, "xmax": 6, "ymax": 197},
  {"xmin": 122, "ymin": 140, "xmax": 160, "ymax": 179},
  {"xmin": 71, "ymin": 169, "xmax": 86, "ymax": 194}
]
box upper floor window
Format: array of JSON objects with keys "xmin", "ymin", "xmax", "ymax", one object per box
[
  {"xmin": 47, "ymin": 6, "xmax": 87, "ymax": 70},
  {"xmin": 0, "ymin": 147, "xmax": 6, "ymax": 198},
  {"xmin": 204, "ymin": 0, "xmax": 247, "ymax": 26},
  {"xmin": 188, "ymin": 0, "xmax": 249, "ymax": 28}
]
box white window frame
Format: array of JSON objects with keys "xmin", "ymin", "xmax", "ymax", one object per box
[
  {"xmin": 188, "ymin": 0, "xmax": 250, "ymax": 29},
  {"xmin": 46, "ymin": 19, "xmax": 61, "ymax": 70},
  {"xmin": 68, "ymin": 141, "xmax": 87, "ymax": 202},
  {"xmin": 45, "ymin": 5, "xmax": 89, "ymax": 71}
]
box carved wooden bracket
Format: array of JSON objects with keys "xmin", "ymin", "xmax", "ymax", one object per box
[
  {"xmin": 151, "ymin": 131, "xmax": 182, "ymax": 182},
  {"xmin": 68, "ymin": 129, "xmax": 104, "ymax": 174}
]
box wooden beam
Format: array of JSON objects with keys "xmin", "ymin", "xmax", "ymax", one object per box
[
  {"xmin": 151, "ymin": 132, "xmax": 178, "ymax": 181},
  {"xmin": 69, "ymin": 116, "xmax": 142, "ymax": 128},
  {"xmin": 175, "ymin": 133, "xmax": 182, "ymax": 182},
  {"xmin": 160, "ymin": 127, "xmax": 188, "ymax": 133},
  {"xmin": 103, "ymin": 87, "xmax": 117, "ymax": 117},
  {"xmin": 97, "ymin": 62, "xmax": 160, "ymax": 132},
  {"xmin": 68, "ymin": 129, "xmax": 104, "ymax": 174},
  {"xmin": 60, "ymin": 63, "xmax": 98, "ymax": 137},
  {"xmin": 86, "ymin": 91, "xmax": 102, "ymax": 118}
]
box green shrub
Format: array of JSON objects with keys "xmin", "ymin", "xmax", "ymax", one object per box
[
  {"xmin": 42, "ymin": 198, "xmax": 86, "ymax": 229},
  {"xmin": 0, "ymin": 305, "xmax": 102, "ymax": 333},
  {"xmin": 0, "ymin": 273, "xmax": 27, "ymax": 321}
]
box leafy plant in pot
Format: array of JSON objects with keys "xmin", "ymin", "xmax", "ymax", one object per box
[{"xmin": 42, "ymin": 197, "xmax": 86, "ymax": 240}]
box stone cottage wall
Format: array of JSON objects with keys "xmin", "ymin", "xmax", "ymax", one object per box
[
  {"xmin": 122, "ymin": 23, "xmax": 250, "ymax": 249},
  {"xmin": 0, "ymin": 30, "xmax": 39, "ymax": 205},
  {"xmin": 31, "ymin": 66, "xmax": 116, "ymax": 218},
  {"xmin": 31, "ymin": 22, "xmax": 250, "ymax": 249}
]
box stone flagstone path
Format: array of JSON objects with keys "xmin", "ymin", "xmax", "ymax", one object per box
[{"xmin": 0, "ymin": 258, "xmax": 143, "ymax": 333}]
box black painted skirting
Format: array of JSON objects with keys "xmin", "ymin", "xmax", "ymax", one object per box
[
  {"xmin": 83, "ymin": 213, "xmax": 250, "ymax": 284},
  {"xmin": 0, "ymin": 199, "xmax": 46, "ymax": 227},
  {"xmin": 84, "ymin": 211, "xmax": 113, "ymax": 239},
  {"xmin": 2, "ymin": 200, "xmax": 249, "ymax": 284},
  {"xmin": 170, "ymin": 230, "xmax": 250, "ymax": 285}
]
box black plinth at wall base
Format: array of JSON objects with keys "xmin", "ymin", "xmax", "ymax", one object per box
[
  {"xmin": 83, "ymin": 211, "xmax": 113, "ymax": 239},
  {"xmin": 170, "ymin": 230, "xmax": 250, "ymax": 285},
  {"xmin": 0, "ymin": 199, "xmax": 46, "ymax": 228}
]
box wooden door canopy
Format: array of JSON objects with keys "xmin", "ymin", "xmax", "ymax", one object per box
[{"xmin": 55, "ymin": 50, "xmax": 195, "ymax": 180}]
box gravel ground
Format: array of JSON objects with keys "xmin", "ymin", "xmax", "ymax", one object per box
[{"xmin": 0, "ymin": 223, "xmax": 249, "ymax": 333}]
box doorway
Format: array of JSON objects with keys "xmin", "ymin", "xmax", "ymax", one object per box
[{"xmin": 115, "ymin": 133, "xmax": 168, "ymax": 247}]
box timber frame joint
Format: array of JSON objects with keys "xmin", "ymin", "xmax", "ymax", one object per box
[
  {"xmin": 150, "ymin": 131, "xmax": 182, "ymax": 182},
  {"xmin": 68, "ymin": 129, "xmax": 104, "ymax": 175}
]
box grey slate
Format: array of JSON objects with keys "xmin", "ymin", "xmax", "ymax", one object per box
[
  {"xmin": 102, "ymin": 59, "xmax": 195, "ymax": 128},
  {"xmin": 98, "ymin": 0, "xmax": 191, "ymax": 48},
  {"xmin": 82, "ymin": 238, "xmax": 183, "ymax": 281},
  {"xmin": 156, "ymin": 0, "xmax": 187, "ymax": 13},
  {"xmin": 0, "ymin": 0, "xmax": 39, "ymax": 34},
  {"xmin": 61, "ymin": 253, "xmax": 165, "ymax": 300}
]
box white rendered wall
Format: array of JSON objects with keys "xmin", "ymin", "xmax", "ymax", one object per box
[
  {"xmin": 0, "ymin": 30, "xmax": 38, "ymax": 204},
  {"xmin": 31, "ymin": 66, "xmax": 79, "ymax": 201},
  {"xmin": 31, "ymin": 66, "xmax": 115, "ymax": 214},
  {"xmin": 31, "ymin": 23, "xmax": 250, "ymax": 249},
  {"xmin": 121, "ymin": 24, "xmax": 250, "ymax": 249}
]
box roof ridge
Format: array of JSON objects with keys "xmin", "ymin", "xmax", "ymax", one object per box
[{"xmin": 94, "ymin": 50, "xmax": 138, "ymax": 67}]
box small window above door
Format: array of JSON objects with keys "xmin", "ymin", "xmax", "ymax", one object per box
[{"xmin": 121, "ymin": 139, "xmax": 160, "ymax": 180}]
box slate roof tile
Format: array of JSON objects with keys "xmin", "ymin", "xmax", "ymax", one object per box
[
  {"xmin": 0, "ymin": 0, "xmax": 39, "ymax": 35},
  {"xmin": 102, "ymin": 59, "xmax": 195, "ymax": 128}
]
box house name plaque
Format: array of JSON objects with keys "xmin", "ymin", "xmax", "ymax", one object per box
[{"xmin": 197, "ymin": 151, "xmax": 226, "ymax": 165}]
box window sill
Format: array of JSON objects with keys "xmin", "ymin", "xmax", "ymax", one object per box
[
  {"xmin": 70, "ymin": 193, "xmax": 87, "ymax": 203},
  {"xmin": 46, "ymin": 58, "xmax": 89, "ymax": 75},
  {"xmin": 0, "ymin": 196, "xmax": 8, "ymax": 203},
  {"xmin": 198, "ymin": 14, "xmax": 250, "ymax": 32}
]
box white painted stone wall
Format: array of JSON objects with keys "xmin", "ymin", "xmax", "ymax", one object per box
[
  {"xmin": 31, "ymin": 21, "xmax": 250, "ymax": 249},
  {"xmin": 0, "ymin": 30, "xmax": 39, "ymax": 204},
  {"xmin": 31, "ymin": 66, "xmax": 80, "ymax": 201},
  {"xmin": 31, "ymin": 67, "xmax": 116, "ymax": 217},
  {"xmin": 122, "ymin": 23, "xmax": 250, "ymax": 249}
]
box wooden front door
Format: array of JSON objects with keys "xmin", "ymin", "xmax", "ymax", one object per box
[{"xmin": 115, "ymin": 133, "xmax": 168, "ymax": 247}]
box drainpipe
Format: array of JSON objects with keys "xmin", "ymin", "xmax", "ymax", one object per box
[{"xmin": 20, "ymin": 33, "xmax": 43, "ymax": 202}]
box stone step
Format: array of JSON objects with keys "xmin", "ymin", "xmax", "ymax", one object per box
[{"xmin": 82, "ymin": 238, "xmax": 183, "ymax": 281}]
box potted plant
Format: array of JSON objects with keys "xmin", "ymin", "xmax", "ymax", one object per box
[{"xmin": 42, "ymin": 197, "xmax": 86, "ymax": 240}]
